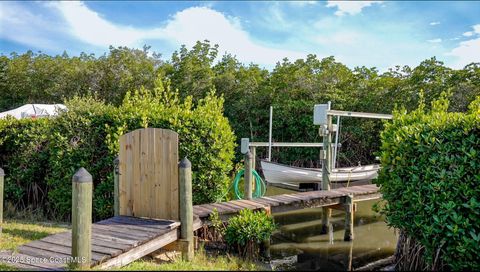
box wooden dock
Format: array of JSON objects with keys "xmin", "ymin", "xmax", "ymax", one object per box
[
  {"xmin": 0, "ymin": 216, "xmax": 202, "ymax": 271},
  {"xmin": 193, "ymin": 184, "xmax": 380, "ymax": 219},
  {"xmin": 0, "ymin": 184, "xmax": 380, "ymax": 271}
]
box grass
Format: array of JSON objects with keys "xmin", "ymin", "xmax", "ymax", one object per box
[
  {"xmin": 1, "ymin": 220, "xmax": 265, "ymax": 271},
  {"xmin": 120, "ymin": 248, "xmax": 265, "ymax": 271},
  {"xmin": 0, "ymin": 219, "xmax": 68, "ymax": 271},
  {"xmin": 0, "ymin": 220, "xmax": 68, "ymax": 251}
]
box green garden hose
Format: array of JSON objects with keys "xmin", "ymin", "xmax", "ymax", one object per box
[{"xmin": 232, "ymin": 169, "xmax": 266, "ymax": 199}]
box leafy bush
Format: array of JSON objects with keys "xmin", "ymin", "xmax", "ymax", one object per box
[
  {"xmin": 376, "ymin": 94, "xmax": 480, "ymax": 271},
  {"xmin": 225, "ymin": 209, "xmax": 276, "ymax": 259},
  {"xmin": 0, "ymin": 78, "xmax": 235, "ymax": 220}
]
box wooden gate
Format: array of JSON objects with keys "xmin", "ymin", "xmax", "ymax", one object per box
[{"xmin": 118, "ymin": 128, "xmax": 179, "ymax": 220}]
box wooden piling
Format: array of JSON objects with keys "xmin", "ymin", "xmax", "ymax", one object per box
[
  {"xmin": 113, "ymin": 156, "xmax": 119, "ymax": 217},
  {"xmin": 71, "ymin": 167, "xmax": 92, "ymax": 269},
  {"xmin": 179, "ymin": 157, "xmax": 194, "ymax": 261},
  {"xmin": 250, "ymin": 146, "xmax": 256, "ymax": 172},
  {"xmin": 344, "ymin": 194, "xmax": 354, "ymax": 241},
  {"xmin": 0, "ymin": 168, "xmax": 4, "ymax": 235},
  {"xmin": 321, "ymin": 106, "xmax": 333, "ymax": 233},
  {"xmin": 244, "ymin": 151, "xmax": 253, "ymax": 200},
  {"xmin": 321, "ymin": 207, "xmax": 332, "ymax": 234},
  {"xmin": 322, "ymin": 114, "xmax": 332, "ymax": 191}
]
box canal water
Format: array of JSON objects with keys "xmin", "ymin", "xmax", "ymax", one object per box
[{"xmin": 265, "ymin": 186, "xmax": 398, "ymax": 271}]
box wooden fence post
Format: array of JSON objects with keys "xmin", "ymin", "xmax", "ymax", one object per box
[
  {"xmin": 344, "ymin": 194, "xmax": 354, "ymax": 241},
  {"xmin": 113, "ymin": 156, "xmax": 119, "ymax": 217},
  {"xmin": 72, "ymin": 168, "xmax": 92, "ymax": 269},
  {"xmin": 244, "ymin": 151, "xmax": 253, "ymax": 200},
  {"xmin": 179, "ymin": 158, "xmax": 194, "ymax": 261},
  {"xmin": 0, "ymin": 168, "xmax": 4, "ymax": 235}
]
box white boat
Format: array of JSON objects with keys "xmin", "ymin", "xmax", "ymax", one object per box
[{"xmin": 260, "ymin": 160, "xmax": 380, "ymax": 185}]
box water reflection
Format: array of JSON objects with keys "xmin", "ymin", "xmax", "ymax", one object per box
[{"xmin": 266, "ymin": 186, "xmax": 398, "ymax": 271}]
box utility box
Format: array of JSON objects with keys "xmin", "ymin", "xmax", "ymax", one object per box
[
  {"xmin": 241, "ymin": 138, "xmax": 250, "ymax": 154},
  {"xmin": 314, "ymin": 104, "xmax": 329, "ymax": 125}
]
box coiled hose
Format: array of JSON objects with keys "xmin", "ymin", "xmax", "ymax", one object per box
[{"xmin": 232, "ymin": 169, "xmax": 266, "ymax": 199}]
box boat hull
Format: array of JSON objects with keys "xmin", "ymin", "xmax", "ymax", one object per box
[{"xmin": 260, "ymin": 160, "xmax": 379, "ymax": 185}]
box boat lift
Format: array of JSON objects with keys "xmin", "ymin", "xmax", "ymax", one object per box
[{"xmin": 239, "ymin": 102, "xmax": 392, "ymax": 197}]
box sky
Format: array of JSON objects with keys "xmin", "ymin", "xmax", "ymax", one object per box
[{"xmin": 1, "ymin": 1, "xmax": 480, "ymax": 71}]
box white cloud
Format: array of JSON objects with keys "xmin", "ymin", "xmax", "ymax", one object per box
[
  {"xmin": 288, "ymin": 1, "xmax": 317, "ymax": 7},
  {"xmin": 325, "ymin": 1, "xmax": 382, "ymax": 16},
  {"xmin": 153, "ymin": 7, "xmax": 305, "ymax": 64},
  {"xmin": 429, "ymin": 21, "xmax": 440, "ymax": 26},
  {"xmin": 0, "ymin": 2, "xmax": 64, "ymax": 50},
  {"xmin": 427, "ymin": 38, "xmax": 442, "ymax": 43},
  {"xmin": 447, "ymin": 24, "xmax": 480, "ymax": 68},
  {"xmin": 47, "ymin": 2, "xmax": 305, "ymax": 66},
  {"xmin": 51, "ymin": 1, "xmax": 147, "ymax": 47}
]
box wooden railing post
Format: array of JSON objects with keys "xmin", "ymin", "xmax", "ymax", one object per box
[
  {"xmin": 179, "ymin": 157, "xmax": 194, "ymax": 261},
  {"xmin": 244, "ymin": 151, "xmax": 253, "ymax": 200},
  {"xmin": 0, "ymin": 168, "xmax": 4, "ymax": 235},
  {"xmin": 344, "ymin": 194, "xmax": 354, "ymax": 241},
  {"xmin": 72, "ymin": 168, "xmax": 92, "ymax": 269},
  {"xmin": 113, "ymin": 156, "xmax": 119, "ymax": 217}
]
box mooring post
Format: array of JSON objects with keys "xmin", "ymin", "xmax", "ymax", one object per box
[
  {"xmin": 321, "ymin": 103, "xmax": 332, "ymax": 234},
  {"xmin": 344, "ymin": 194, "xmax": 354, "ymax": 241},
  {"xmin": 322, "ymin": 103, "xmax": 332, "ymax": 191},
  {"xmin": 71, "ymin": 168, "xmax": 92, "ymax": 269},
  {"xmin": 113, "ymin": 156, "xmax": 119, "ymax": 217},
  {"xmin": 179, "ymin": 157, "xmax": 194, "ymax": 261},
  {"xmin": 0, "ymin": 168, "xmax": 4, "ymax": 235},
  {"xmin": 244, "ymin": 151, "xmax": 253, "ymax": 200},
  {"xmin": 250, "ymin": 146, "xmax": 256, "ymax": 172}
]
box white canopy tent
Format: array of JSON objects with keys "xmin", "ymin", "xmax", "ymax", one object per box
[{"xmin": 0, "ymin": 104, "xmax": 67, "ymax": 119}]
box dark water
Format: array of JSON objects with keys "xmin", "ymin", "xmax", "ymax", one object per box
[{"xmin": 265, "ymin": 185, "xmax": 398, "ymax": 271}]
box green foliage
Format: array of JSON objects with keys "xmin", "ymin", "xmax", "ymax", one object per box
[
  {"xmin": 376, "ymin": 95, "xmax": 480, "ymax": 271},
  {"xmin": 0, "ymin": 78, "xmax": 235, "ymax": 220},
  {"xmin": 225, "ymin": 209, "xmax": 276, "ymax": 259},
  {"xmin": 2, "ymin": 43, "xmax": 480, "ymax": 169}
]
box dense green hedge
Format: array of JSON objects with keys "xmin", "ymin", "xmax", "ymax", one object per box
[
  {"xmin": 0, "ymin": 79, "xmax": 235, "ymax": 220},
  {"xmin": 376, "ymin": 94, "xmax": 480, "ymax": 270}
]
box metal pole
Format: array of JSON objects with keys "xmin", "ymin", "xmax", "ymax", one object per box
[
  {"xmin": 268, "ymin": 106, "xmax": 273, "ymax": 161},
  {"xmin": 72, "ymin": 167, "xmax": 93, "ymax": 269},
  {"xmin": 333, "ymin": 116, "xmax": 341, "ymax": 169}
]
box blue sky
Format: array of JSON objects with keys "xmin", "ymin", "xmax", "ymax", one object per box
[{"xmin": 1, "ymin": 1, "xmax": 479, "ymax": 71}]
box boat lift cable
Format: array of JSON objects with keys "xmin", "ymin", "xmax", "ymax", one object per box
[{"xmin": 232, "ymin": 169, "xmax": 266, "ymax": 199}]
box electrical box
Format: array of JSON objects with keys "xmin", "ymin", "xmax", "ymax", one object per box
[
  {"xmin": 314, "ymin": 104, "xmax": 328, "ymax": 125},
  {"xmin": 241, "ymin": 138, "xmax": 250, "ymax": 154}
]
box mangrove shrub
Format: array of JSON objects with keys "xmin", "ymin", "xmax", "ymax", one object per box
[{"xmin": 376, "ymin": 94, "xmax": 480, "ymax": 270}]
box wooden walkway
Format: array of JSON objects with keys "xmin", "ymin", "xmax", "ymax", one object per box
[
  {"xmin": 0, "ymin": 184, "xmax": 380, "ymax": 270},
  {"xmin": 193, "ymin": 184, "xmax": 380, "ymax": 219},
  {"xmin": 0, "ymin": 216, "xmax": 202, "ymax": 271}
]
